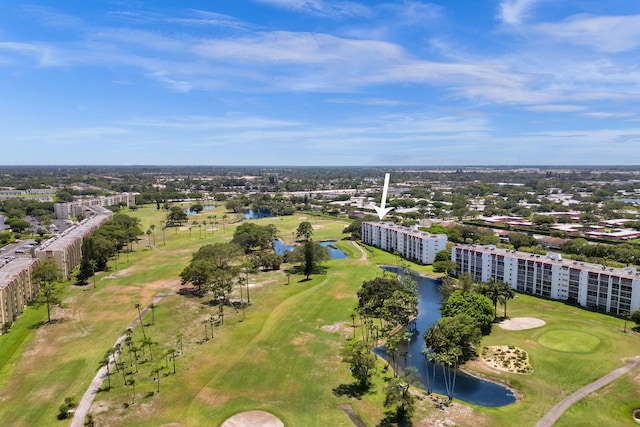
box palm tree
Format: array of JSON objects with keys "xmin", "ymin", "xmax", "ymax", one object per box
[
  {"xmin": 498, "ymin": 281, "xmax": 515, "ymax": 318},
  {"xmin": 152, "ymin": 366, "xmax": 162, "ymax": 393},
  {"xmin": 142, "ymin": 336, "xmax": 154, "ymax": 360},
  {"xmin": 150, "ymin": 224, "xmax": 156, "ymax": 246},
  {"xmin": 134, "ymin": 303, "xmax": 147, "ymax": 339},
  {"xmin": 149, "ymin": 303, "xmax": 157, "ymax": 325},
  {"xmin": 129, "ymin": 378, "xmax": 136, "ymax": 404},
  {"xmin": 176, "ymin": 333, "xmax": 184, "ymax": 354},
  {"xmin": 479, "ymin": 279, "xmax": 500, "ymax": 317},
  {"xmin": 99, "ymin": 352, "xmax": 112, "ymax": 390},
  {"xmin": 130, "ymin": 345, "xmax": 140, "ymax": 372},
  {"xmin": 202, "ymin": 320, "xmax": 209, "ymax": 341},
  {"xmin": 169, "ymin": 347, "xmax": 177, "ymax": 374}
]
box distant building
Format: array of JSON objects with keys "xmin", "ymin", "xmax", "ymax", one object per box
[
  {"xmin": 452, "ymin": 244, "xmax": 640, "ymax": 315},
  {"xmin": 54, "ymin": 192, "xmax": 137, "ymax": 220},
  {"xmin": 538, "ymin": 236, "xmax": 567, "ymax": 250},
  {"xmin": 35, "ymin": 206, "xmax": 113, "ymax": 278},
  {"xmin": 361, "ymin": 221, "xmax": 447, "ymax": 264},
  {"xmin": 0, "ymin": 214, "xmax": 4, "ymax": 231}
]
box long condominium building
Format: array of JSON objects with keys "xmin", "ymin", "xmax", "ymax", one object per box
[
  {"xmin": 452, "ymin": 244, "xmax": 640, "ymax": 315},
  {"xmin": 54, "ymin": 192, "xmax": 137, "ymax": 220},
  {"xmin": 362, "ymin": 221, "xmax": 447, "ymax": 265},
  {"xmin": 35, "ymin": 206, "xmax": 113, "ymax": 278},
  {"xmin": 0, "ymin": 257, "xmax": 40, "ymax": 327}
]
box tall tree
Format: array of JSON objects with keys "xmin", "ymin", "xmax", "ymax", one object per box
[
  {"xmin": 287, "ymin": 240, "xmax": 330, "ymax": 280},
  {"xmin": 440, "ymin": 290, "xmax": 494, "ymax": 330},
  {"xmin": 179, "ymin": 259, "xmax": 215, "ymax": 293},
  {"xmin": 32, "ymin": 260, "xmax": 64, "ymax": 323},
  {"xmin": 341, "ymin": 340, "xmax": 377, "ymax": 388},
  {"xmin": 424, "ymin": 314, "xmax": 482, "ymax": 402},
  {"xmin": 383, "ymin": 367, "xmax": 419, "ymax": 422},
  {"xmin": 295, "ymin": 221, "xmax": 313, "ymax": 241}
]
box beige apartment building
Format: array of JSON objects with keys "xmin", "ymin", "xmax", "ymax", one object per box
[
  {"xmin": 35, "ymin": 206, "xmax": 113, "ymax": 278},
  {"xmin": 0, "ymin": 257, "xmax": 40, "ymax": 327}
]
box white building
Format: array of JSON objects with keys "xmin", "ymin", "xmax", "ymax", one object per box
[
  {"xmin": 452, "ymin": 245, "xmax": 640, "ymax": 315},
  {"xmin": 54, "ymin": 192, "xmax": 137, "ymax": 220},
  {"xmin": 362, "ymin": 221, "xmax": 447, "ymax": 264}
]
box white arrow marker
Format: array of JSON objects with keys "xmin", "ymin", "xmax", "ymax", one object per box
[{"xmin": 374, "ymin": 173, "xmax": 394, "ymax": 220}]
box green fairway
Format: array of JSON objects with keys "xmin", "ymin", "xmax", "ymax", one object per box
[
  {"xmin": 0, "ymin": 205, "xmax": 639, "ymax": 427},
  {"xmin": 538, "ymin": 330, "xmax": 601, "ymax": 353}
]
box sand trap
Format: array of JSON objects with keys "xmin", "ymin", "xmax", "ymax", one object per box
[
  {"xmin": 499, "ymin": 317, "xmax": 546, "ymax": 330},
  {"xmin": 221, "ymin": 411, "xmax": 284, "ymax": 427}
]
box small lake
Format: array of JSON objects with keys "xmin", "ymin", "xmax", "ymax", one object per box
[
  {"xmin": 244, "ymin": 209, "xmax": 274, "ymax": 219},
  {"xmin": 377, "ymin": 265, "xmax": 516, "ymax": 407},
  {"xmin": 186, "ymin": 204, "xmax": 215, "ymax": 215},
  {"xmin": 614, "ymin": 198, "xmax": 640, "ymax": 204},
  {"xmin": 272, "ymin": 239, "xmax": 348, "ymax": 260}
]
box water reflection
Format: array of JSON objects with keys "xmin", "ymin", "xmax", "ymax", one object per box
[{"xmin": 377, "ymin": 266, "xmax": 516, "ymax": 407}]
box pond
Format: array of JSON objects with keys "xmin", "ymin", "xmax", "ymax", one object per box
[
  {"xmin": 377, "ymin": 265, "xmax": 516, "ymax": 407},
  {"xmin": 272, "ymin": 239, "xmax": 348, "ymax": 260},
  {"xmin": 186, "ymin": 204, "xmax": 215, "ymax": 215},
  {"xmin": 244, "ymin": 209, "xmax": 274, "ymax": 219}
]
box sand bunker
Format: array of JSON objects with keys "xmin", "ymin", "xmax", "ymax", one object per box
[
  {"xmin": 221, "ymin": 411, "xmax": 284, "ymax": 427},
  {"xmin": 499, "ymin": 317, "xmax": 546, "ymax": 330}
]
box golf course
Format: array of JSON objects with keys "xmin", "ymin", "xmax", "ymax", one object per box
[{"xmin": 0, "ymin": 204, "xmax": 639, "ymax": 426}]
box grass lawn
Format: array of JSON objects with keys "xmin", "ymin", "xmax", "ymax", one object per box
[
  {"xmin": 1, "ymin": 205, "xmax": 639, "ymax": 426},
  {"xmin": 469, "ymin": 294, "xmax": 640, "ymax": 426}
]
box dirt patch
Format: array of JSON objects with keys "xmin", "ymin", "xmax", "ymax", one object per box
[
  {"xmin": 195, "ymin": 388, "xmax": 230, "ymax": 406},
  {"xmin": 104, "ymin": 266, "xmax": 136, "ymax": 279},
  {"xmin": 221, "ymin": 411, "xmax": 284, "ymax": 427},
  {"xmin": 320, "ymin": 322, "xmax": 348, "ymax": 333},
  {"xmin": 480, "ymin": 346, "xmax": 533, "ymax": 374},
  {"xmin": 499, "ymin": 317, "xmax": 545, "ymax": 330},
  {"xmin": 414, "ymin": 394, "xmax": 490, "ymax": 427}
]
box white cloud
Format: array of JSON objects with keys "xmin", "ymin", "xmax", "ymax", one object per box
[
  {"xmin": 253, "ymin": 0, "xmax": 370, "ymax": 18},
  {"xmin": 582, "ymin": 112, "xmax": 636, "ymax": 119},
  {"xmin": 498, "ymin": 0, "xmax": 540, "ymax": 25},
  {"xmin": 327, "ymin": 97, "xmax": 406, "ymax": 106},
  {"xmin": 526, "ymin": 105, "xmax": 587, "ymax": 112},
  {"xmin": 536, "ymin": 14, "xmax": 640, "ymax": 53},
  {"xmin": 0, "ymin": 42, "xmax": 60, "ymax": 66}
]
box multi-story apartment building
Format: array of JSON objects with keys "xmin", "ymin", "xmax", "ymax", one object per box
[
  {"xmin": 54, "ymin": 192, "xmax": 137, "ymax": 220},
  {"xmin": 362, "ymin": 221, "xmax": 447, "ymax": 265},
  {"xmin": 452, "ymin": 244, "xmax": 640, "ymax": 314},
  {"xmin": 0, "ymin": 257, "xmax": 40, "ymax": 327},
  {"xmin": 35, "ymin": 206, "xmax": 113, "ymax": 278}
]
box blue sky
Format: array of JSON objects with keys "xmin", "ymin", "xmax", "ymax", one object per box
[{"xmin": 1, "ymin": 0, "xmax": 640, "ymax": 166}]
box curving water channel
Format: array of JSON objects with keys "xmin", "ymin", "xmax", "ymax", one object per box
[
  {"xmin": 272, "ymin": 239, "xmax": 348, "ymax": 260},
  {"xmin": 377, "ymin": 265, "xmax": 516, "ymax": 407}
]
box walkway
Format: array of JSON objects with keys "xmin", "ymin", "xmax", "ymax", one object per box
[
  {"xmin": 535, "ymin": 356, "xmax": 640, "ymax": 427},
  {"xmin": 70, "ymin": 294, "xmax": 169, "ymax": 427},
  {"xmin": 352, "ymin": 241, "xmax": 367, "ymax": 261}
]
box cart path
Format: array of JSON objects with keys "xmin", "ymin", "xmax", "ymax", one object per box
[
  {"xmin": 535, "ymin": 355, "xmax": 640, "ymax": 427},
  {"xmin": 70, "ymin": 294, "xmax": 169, "ymax": 427},
  {"xmin": 352, "ymin": 241, "xmax": 367, "ymax": 261}
]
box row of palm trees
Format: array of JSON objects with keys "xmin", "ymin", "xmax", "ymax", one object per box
[
  {"xmin": 455, "ymin": 273, "xmax": 515, "ymax": 319},
  {"xmin": 98, "ymin": 303, "xmax": 182, "ymax": 406}
]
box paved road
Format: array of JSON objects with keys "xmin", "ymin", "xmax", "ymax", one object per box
[
  {"xmin": 70, "ymin": 294, "xmax": 168, "ymax": 427},
  {"xmin": 535, "ymin": 356, "xmax": 640, "ymax": 427}
]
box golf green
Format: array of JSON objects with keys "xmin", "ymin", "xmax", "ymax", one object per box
[{"xmin": 538, "ymin": 329, "xmax": 601, "ymax": 353}]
